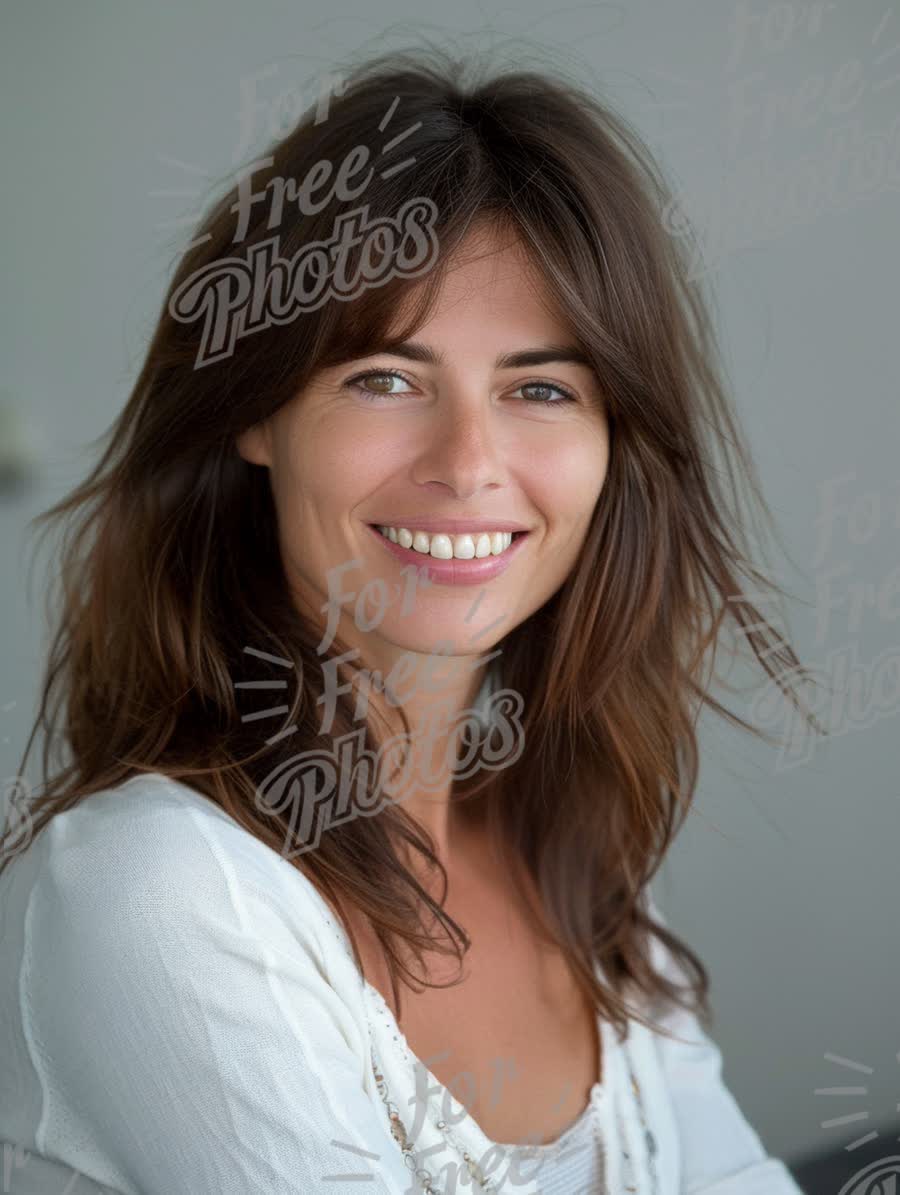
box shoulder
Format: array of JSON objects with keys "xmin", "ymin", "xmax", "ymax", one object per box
[
  {"xmin": 8, "ymin": 778, "xmax": 415, "ymax": 1195},
  {"xmin": 23, "ymin": 772, "xmax": 357, "ymax": 989}
]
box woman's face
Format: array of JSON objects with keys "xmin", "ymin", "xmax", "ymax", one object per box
[{"xmin": 236, "ymin": 224, "xmax": 610, "ymax": 688}]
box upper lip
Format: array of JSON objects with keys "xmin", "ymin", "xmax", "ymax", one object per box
[{"xmin": 369, "ymin": 518, "xmax": 530, "ymax": 534}]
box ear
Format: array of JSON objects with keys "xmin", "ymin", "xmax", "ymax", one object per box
[{"xmin": 235, "ymin": 422, "xmax": 272, "ymax": 467}]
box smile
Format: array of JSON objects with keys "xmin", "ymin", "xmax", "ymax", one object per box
[
  {"xmin": 365, "ymin": 523, "xmax": 530, "ymax": 586},
  {"xmin": 374, "ymin": 525, "xmax": 522, "ymax": 559}
]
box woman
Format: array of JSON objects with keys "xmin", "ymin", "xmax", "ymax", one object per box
[{"xmin": 0, "ymin": 46, "xmax": 818, "ymax": 1194}]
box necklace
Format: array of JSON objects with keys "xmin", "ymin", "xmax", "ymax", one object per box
[{"xmin": 370, "ymin": 1038, "xmax": 659, "ymax": 1193}]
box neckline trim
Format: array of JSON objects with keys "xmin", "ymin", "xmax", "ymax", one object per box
[
  {"xmin": 361, "ymin": 975, "xmax": 612, "ymax": 1156},
  {"xmin": 273, "ymin": 829, "xmax": 626, "ymax": 1162}
]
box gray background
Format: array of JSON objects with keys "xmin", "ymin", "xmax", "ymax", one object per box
[{"xmin": 2, "ymin": 0, "xmax": 898, "ymax": 1171}]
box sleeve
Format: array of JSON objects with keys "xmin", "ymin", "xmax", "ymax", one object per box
[
  {"xmin": 23, "ymin": 805, "xmax": 422, "ymax": 1195},
  {"xmin": 643, "ymin": 891, "xmax": 807, "ymax": 1195}
]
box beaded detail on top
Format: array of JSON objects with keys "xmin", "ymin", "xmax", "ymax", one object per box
[
  {"xmin": 370, "ymin": 1037, "xmax": 601, "ymax": 1192},
  {"xmin": 364, "ymin": 978, "xmax": 660, "ymax": 1194},
  {"xmin": 294, "ymin": 786, "xmax": 661, "ymax": 1193}
]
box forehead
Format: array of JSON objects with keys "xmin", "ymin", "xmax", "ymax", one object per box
[{"xmin": 386, "ymin": 224, "xmax": 571, "ymax": 343}]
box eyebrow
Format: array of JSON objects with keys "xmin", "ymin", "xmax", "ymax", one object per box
[{"xmin": 355, "ymin": 340, "xmax": 595, "ymax": 370}]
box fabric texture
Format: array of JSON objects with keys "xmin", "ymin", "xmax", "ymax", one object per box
[{"xmin": 0, "ymin": 770, "xmax": 805, "ymax": 1194}]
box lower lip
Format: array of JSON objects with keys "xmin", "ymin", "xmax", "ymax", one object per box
[{"xmin": 365, "ymin": 524, "xmax": 530, "ymax": 585}]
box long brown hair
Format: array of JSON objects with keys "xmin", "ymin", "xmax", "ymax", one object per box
[{"xmin": 2, "ymin": 44, "xmax": 824, "ymax": 1043}]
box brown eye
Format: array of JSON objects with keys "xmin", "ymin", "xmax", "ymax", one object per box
[
  {"xmin": 343, "ymin": 369, "xmax": 416, "ymax": 401},
  {"xmin": 359, "ymin": 373, "xmax": 396, "ymax": 393}
]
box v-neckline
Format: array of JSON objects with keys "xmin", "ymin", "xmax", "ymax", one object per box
[
  {"xmin": 360, "ymin": 965, "xmax": 617, "ymax": 1155},
  {"xmin": 292, "ymin": 838, "xmax": 627, "ymax": 1159}
]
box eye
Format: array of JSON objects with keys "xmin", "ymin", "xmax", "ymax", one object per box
[
  {"xmin": 343, "ymin": 369, "xmax": 416, "ymax": 400},
  {"xmin": 342, "ymin": 368, "xmax": 579, "ymax": 405},
  {"xmin": 510, "ymin": 380, "xmax": 579, "ymax": 405}
]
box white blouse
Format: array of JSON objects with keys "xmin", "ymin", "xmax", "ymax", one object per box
[
  {"xmin": 518, "ymin": 1098, "xmax": 610, "ymax": 1195},
  {"xmin": 0, "ymin": 771, "xmax": 805, "ymax": 1194},
  {"xmin": 360, "ymin": 934, "xmax": 632, "ymax": 1193}
]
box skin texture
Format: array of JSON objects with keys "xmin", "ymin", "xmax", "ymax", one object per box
[
  {"xmin": 237, "ymin": 222, "xmax": 612, "ymax": 1146},
  {"xmin": 236, "ymin": 221, "xmax": 611, "ymax": 865}
]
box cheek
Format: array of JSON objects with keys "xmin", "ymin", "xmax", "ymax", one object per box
[
  {"xmin": 526, "ymin": 426, "xmax": 610, "ymax": 518},
  {"xmin": 312, "ymin": 432, "xmax": 396, "ymax": 517},
  {"xmin": 268, "ymin": 414, "xmax": 393, "ymax": 523}
]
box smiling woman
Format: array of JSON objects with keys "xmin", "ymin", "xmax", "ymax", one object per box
[
  {"xmin": 0, "ymin": 42, "xmax": 819, "ymax": 1195},
  {"xmin": 235, "ymin": 222, "xmax": 611, "ymax": 661}
]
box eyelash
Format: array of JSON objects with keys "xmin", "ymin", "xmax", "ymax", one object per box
[{"xmin": 342, "ymin": 367, "xmax": 579, "ymax": 406}]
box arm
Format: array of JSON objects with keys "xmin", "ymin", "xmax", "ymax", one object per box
[
  {"xmin": 644, "ymin": 892, "xmax": 806, "ymax": 1195},
  {"xmin": 23, "ymin": 802, "xmax": 419, "ymax": 1195}
]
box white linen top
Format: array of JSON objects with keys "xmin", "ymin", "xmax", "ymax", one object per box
[
  {"xmin": 512, "ymin": 1097, "xmax": 609, "ymax": 1194},
  {"xmin": 0, "ymin": 771, "xmax": 805, "ymax": 1194},
  {"xmin": 362, "ymin": 933, "xmax": 620, "ymax": 1194}
]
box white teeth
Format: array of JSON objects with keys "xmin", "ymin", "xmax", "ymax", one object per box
[{"xmin": 376, "ymin": 526, "xmax": 516, "ymax": 559}]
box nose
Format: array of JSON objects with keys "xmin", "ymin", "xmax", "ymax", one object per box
[{"xmin": 409, "ymin": 386, "xmax": 508, "ymax": 501}]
